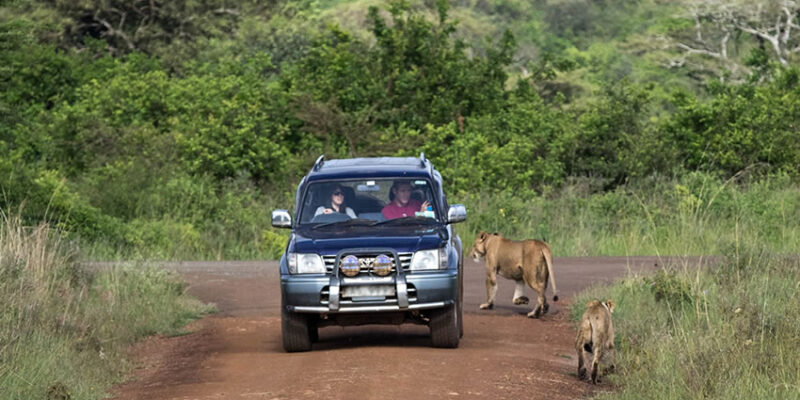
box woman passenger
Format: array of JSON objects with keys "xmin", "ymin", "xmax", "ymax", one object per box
[{"xmin": 314, "ymin": 185, "xmax": 356, "ymax": 218}]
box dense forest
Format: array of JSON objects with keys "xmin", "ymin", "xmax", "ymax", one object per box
[{"xmin": 2, "ymin": 0, "xmax": 799, "ymax": 259}]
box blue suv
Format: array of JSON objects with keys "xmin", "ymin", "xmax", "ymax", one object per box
[{"xmin": 272, "ymin": 154, "xmax": 466, "ymax": 351}]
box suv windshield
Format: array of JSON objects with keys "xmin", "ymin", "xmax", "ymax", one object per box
[{"xmin": 298, "ymin": 178, "xmax": 440, "ymax": 227}]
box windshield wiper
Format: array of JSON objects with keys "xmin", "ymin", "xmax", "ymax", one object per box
[
  {"xmin": 371, "ymin": 216, "xmax": 439, "ymax": 227},
  {"xmin": 309, "ymin": 218, "xmax": 375, "ymax": 229}
]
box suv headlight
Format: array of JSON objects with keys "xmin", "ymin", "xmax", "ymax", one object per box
[
  {"xmin": 410, "ymin": 248, "xmax": 448, "ymax": 271},
  {"xmin": 288, "ymin": 253, "xmax": 325, "ymax": 274}
]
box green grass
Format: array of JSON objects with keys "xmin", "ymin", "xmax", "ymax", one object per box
[
  {"xmin": 460, "ymin": 172, "xmax": 800, "ymax": 257},
  {"xmin": 570, "ymin": 247, "xmax": 800, "ymax": 399},
  {"xmin": 0, "ymin": 214, "xmax": 213, "ymax": 400}
]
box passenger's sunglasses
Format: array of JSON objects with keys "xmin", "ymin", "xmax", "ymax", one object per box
[{"xmin": 332, "ymin": 191, "xmax": 343, "ymax": 196}]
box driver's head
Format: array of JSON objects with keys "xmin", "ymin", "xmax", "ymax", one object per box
[
  {"xmin": 390, "ymin": 181, "xmax": 413, "ymax": 205},
  {"xmin": 330, "ymin": 185, "xmax": 346, "ymax": 205}
]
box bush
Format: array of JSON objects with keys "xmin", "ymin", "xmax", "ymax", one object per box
[
  {"xmin": 665, "ymin": 69, "xmax": 800, "ymax": 177},
  {"xmin": 262, "ymin": 229, "xmax": 290, "ymax": 260},
  {"xmin": 645, "ymin": 269, "xmax": 694, "ymax": 308},
  {"xmin": 122, "ymin": 219, "xmax": 203, "ymax": 260}
]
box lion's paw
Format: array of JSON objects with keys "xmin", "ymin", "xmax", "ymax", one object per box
[
  {"xmin": 527, "ymin": 308, "xmax": 542, "ymax": 318},
  {"xmin": 512, "ymin": 296, "xmax": 530, "ymax": 305}
]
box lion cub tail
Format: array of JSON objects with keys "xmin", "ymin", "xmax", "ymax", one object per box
[{"xmin": 542, "ymin": 248, "xmax": 558, "ymax": 302}]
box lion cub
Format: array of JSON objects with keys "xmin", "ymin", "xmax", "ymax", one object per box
[{"xmin": 576, "ymin": 299, "xmax": 616, "ymax": 384}]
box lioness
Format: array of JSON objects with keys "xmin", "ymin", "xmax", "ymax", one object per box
[
  {"xmin": 471, "ymin": 232, "xmax": 558, "ymax": 318},
  {"xmin": 576, "ymin": 299, "xmax": 616, "ymax": 384}
]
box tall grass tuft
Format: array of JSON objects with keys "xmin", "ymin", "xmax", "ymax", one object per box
[
  {"xmin": 571, "ymin": 246, "xmax": 800, "ymax": 399},
  {"xmin": 0, "ymin": 213, "xmax": 212, "ymax": 399}
]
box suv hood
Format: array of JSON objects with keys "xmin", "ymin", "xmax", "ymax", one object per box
[{"xmin": 291, "ymin": 231, "xmax": 443, "ymax": 255}]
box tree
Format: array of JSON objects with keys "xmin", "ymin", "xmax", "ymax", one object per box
[
  {"xmin": 285, "ymin": 0, "xmax": 516, "ymax": 157},
  {"xmin": 45, "ymin": 0, "xmax": 241, "ymax": 55},
  {"xmin": 666, "ymin": 0, "xmax": 800, "ymax": 80}
]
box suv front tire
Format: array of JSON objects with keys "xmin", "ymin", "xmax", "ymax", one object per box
[
  {"xmin": 282, "ymin": 306, "xmax": 312, "ymax": 352},
  {"xmin": 429, "ymin": 303, "xmax": 460, "ymax": 348}
]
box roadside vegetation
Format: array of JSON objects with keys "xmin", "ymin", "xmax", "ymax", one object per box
[
  {"xmin": 0, "ymin": 213, "xmax": 212, "ymax": 399},
  {"xmin": 463, "ymin": 172, "xmax": 800, "ymax": 257},
  {"xmin": 78, "ymin": 171, "xmax": 800, "ymax": 259},
  {"xmin": 570, "ymin": 246, "xmax": 800, "ymax": 399}
]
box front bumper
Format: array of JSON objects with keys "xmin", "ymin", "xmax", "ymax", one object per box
[{"xmin": 281, "ymin": 270, "xmax": 457, "ymax": 314}]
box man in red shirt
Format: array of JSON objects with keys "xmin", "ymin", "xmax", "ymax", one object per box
[{"xmin": 381, "ymin": 181, "xmax": 430, "ymax": 219}]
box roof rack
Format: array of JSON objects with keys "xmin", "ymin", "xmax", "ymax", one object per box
[{"xmin": 312, "ymin": 155, "xmax": 324, "ymax": 172}]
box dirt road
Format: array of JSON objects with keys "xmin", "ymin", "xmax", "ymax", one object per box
[{"xmin": 112, "ymin": 256, "xmax": 697, "ymax": 400}]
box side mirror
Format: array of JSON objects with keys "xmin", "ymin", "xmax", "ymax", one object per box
[
  {"xmin": 447, "ymin": 204, "xmax": 466, "ymax": 224},
  {"xmin": 272, "ymin": 209, "xmax": 292, "ymax": 228}
]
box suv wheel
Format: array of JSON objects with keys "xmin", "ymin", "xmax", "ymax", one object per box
[
  {"xmin": 282, "ymin": 306, "xmax": 312, "ymax": 352},
  {"xmin": 430, "ymin": 303, "xmax": 460, "ymax": 348}
]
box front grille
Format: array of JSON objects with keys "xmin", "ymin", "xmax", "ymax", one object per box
[{"xmin": 323, "ymin": 253, "xmax": 412, "ymax": 275}]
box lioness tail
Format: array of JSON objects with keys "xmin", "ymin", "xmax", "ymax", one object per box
[{"xmin": 542, "ymin": 248, "xmax": 558, "ymax": 301}]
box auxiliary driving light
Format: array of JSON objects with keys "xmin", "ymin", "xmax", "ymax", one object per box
[
  {"xmin": 372, "ymin": 254, "xmax": 393, "ymax": 276},
  {"xmin": 340, "ymin": 255, "xmax": 360, "ymax": 277}
]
